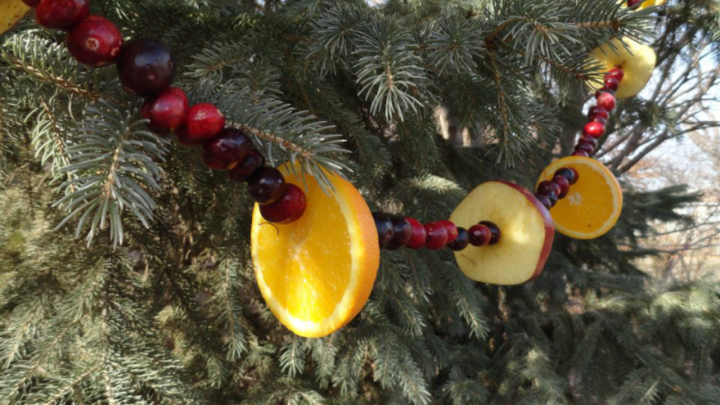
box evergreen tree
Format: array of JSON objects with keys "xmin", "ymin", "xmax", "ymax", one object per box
[{"xmin": 1, "ymin": 0, "xmax": 719, "ymax": 404}]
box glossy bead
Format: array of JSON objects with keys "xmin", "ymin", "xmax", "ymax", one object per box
[
  {"xmin": 227, "ymin": 150, "xmax": 264, "ymax": 183},
  {"xmin": 177, "ymin": 104, "xmax": 225, "ymax": 146},
  {"xmin": 535, "ymin": 194, "xmax": 553, "ymax": 210},
  {"xmin": 468, "ymin": 224, "xmax": 491, "ymax": 247},
  {"xmin": 424, "ymin": 222, "xmax": 449, "ymax": 251},
  {"xmin": 604, "ymin": 77, "xmax": 620, "ymax": 91},
  {"xmin": 555, "ymin": 168, "xmax": 579, "ymax": 185},
  {"xmin": 480, "ymin": 221, "xmax": 501, "ymax": 245},
  {"xmin": 405, "ymin": 218, "xmax": 427, "ymax": 250},
  {"xmin": 247, "ymin": 167, "xmax": 286, "ymax": 205},
  {"xmin": 202, "ymin": 128, "xmax": 254, "ymax": 171},
  {"xmin": 579, "ymin": 135, "xmax": 598, "ymax": 149},
  {"xmin": 448, "ymin": 227, "xmax": 470, "ymax": 251},
  {"xmin": 438, "ymin": 220, "xmax": 458, "ymax": 244},
  {"xmin": 607, "ymin": 67, "xmax": 625, "ymax": 82},
  {"xmin": 36, "ymin": 0, "xmax": 89, "ymax": 29},
  {"xmin": 575, "ymin": 141, "xmax": 595, "ymax": 155},
  {"xmin": 141, "ymin": 87, "xmax": 189, "ymax": 133},
  {"xmin": 596, "ymin": 92, "xmax": 616, "ymax": 112},
  {"xmin": 552, "ymin": 175, "xmax": 570, "ymax": 199},
  {"xmin": 386, "ymin": 218, "xmax": 413, "ymax": 250},
  {"xmin": 259, "ymin": 184, "xmax": 306, "ymax": 224},
  {"xmin": 572, "ymin": 149, "xmax": 590, "ymax": 157},
  {"xmin": 117, "ymin": 39, "xmax": 175, "ymax": 97},
  {"xmin": 588, "ymin": 106, "xmax": 609, "ymax": 120},
  {"xmin": 22, "ymin": 0, "xmax": 41, "ymax": 6},
  {"xmin": 583, "ymin": 122, "xmax": 606, "ymax": 139},
  {"xmin": 537, "ymin": 180, "xmax": 561, "ymax": 198},
  {"xmin": 373, "ymin": 214, "xmax": 395, "ymax": 249}
]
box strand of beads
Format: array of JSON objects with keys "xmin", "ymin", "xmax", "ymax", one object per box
[
  {"xmin": 22, "ymin": 0, "xmax": 307, "ymax": 224},
  {"xmin": 574, "ymin": 68, "xmax": 624, "ymax": 158}
]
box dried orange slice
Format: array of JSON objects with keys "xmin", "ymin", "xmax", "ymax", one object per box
[
  {"xmin": 0, "ymin": 0, "xmax": 30, "ymax": 35},
  {"xmin": 537, "ymin": 156, "xmax": 623, "ymax": 240},
  {"xmin": 251, "ymin": 164, "xmax": 379, "ymax": 338}
]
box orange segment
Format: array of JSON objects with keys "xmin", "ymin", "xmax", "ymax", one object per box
[
  {"xmin": 537, "ymin": 157, "xmax": 623, "ymax": 240},
  {"xmin": 251, "ymin": 164, "xmax": 379, "ymax": 338}
]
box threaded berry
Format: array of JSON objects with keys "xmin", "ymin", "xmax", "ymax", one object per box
[
  {"xmin": 405, "ymin": 218, "xmax": 427, "ymax": 250},
  {"xmin": 202, "ymin": 128, "xmax": 254, "ymax": 171},
  {"xmin": 448, "ymin": 227, "xmax": 470, "ymax": 251},
  {"xmin": 604, "ymin": 76, "xmax": 620, "ymax": 91},
  {"xmin": 260, "ymin": 184, "xmax": 306, "ymax": 224},
  {"xmin": 594, "ymin": 86, "xmax": 616, "ymax": 98},
  {"xmin": 177, "ymin": 104, "xmax": 225, "ymax": 146},
  {"xmin": 583, "ymin": 122, "xmax": 606, "ymax": 139},
  {"xmin": 36, "ymin": 0, "xmax": 89, "ymax": 29},
  {"xmin": 546, "ymin": 192, "xmax": 559, "ymax": 207},
  {"xmin": 555, "ymin": 168, "xmax": 579, "ymax": 185},
  {"xmin": 373, "ymin": 214, "xmax": 395, "ymax": 249},
  {"xmin": 468, "ymin": 224, "xmax": 491, "ymax": 247},
  {"xmin": 424, "ymin": 222, "xmax": 449, "ymax": 251},
  {"xmin": 117, "ymin": 39, "xmax": 175, "ymax": 97},
  {"xmin": 22, "ymin": 0, "xmax": 41, "ymax": 6},
  {"xmin": 228, "ymin": 150, "xmax": 264, "ymax": 183},
  {"xmin": 248, "ymin": 167, "xmax": 286, "ymax": 205},
  {"xmin": 537, "ymin": 180, "xmax": 561, "ymax": 198},
  {"xmin": 596, "ymin": 92, "xmax": 616, "ymax": 112},
  {"xmin": 479, "ymin": 221, "xmax": 501, "ymax": 245},
  {"xmin": 65, "ymin": 16, "xmax": 122, "ymax": 66},
  {"xmin": 572, "ymin": 150, "xmax": 590, "ymax": 157},
  {"xmin": 438, "ymin": 220, "xmax": 458, "ymax": 244},
  {"xmin": 578, "ymin": 135, "xmax": 598, "ymax": 149},
  {"xmin": 575, "ymin": 141, "xmax": 595, "ymax": 155},
  {"xmin": 141, "ymin": 87, "xmax": 189, "ymax": 134},
  {"xmin": 589, "ymin": 116, "xmax": 607, "ymax": 125},
  {"xmin": 588, "ymin": 106, "xmax": 609, "ymax": 120},
  {"xmin": 552, "ymin": 175, "xmax": 570, "ymax": 199},
  {"xmin": 607, "ymin": 67, "xmax": 625, "ymax": 82},
  {"xmin": 535, "ymin": 194, "xmax": 553, "ymax": 210},
  {"xmin": 386, "ymin": 218, "xmax": 413, "ymax": 250}
]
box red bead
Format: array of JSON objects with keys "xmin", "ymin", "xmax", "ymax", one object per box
[
  {"xmin": 572, "ymin": 150, "xmax": 589, "ymax": 157},
  {"xmin": 607, "ymin": 68, "xmax": 624, "ymax": 82},
  {"xmin": 386, "ymin": 218, "xmax": 413, "ymax": 250},
  {"xmin": 66, "ymin": 16, "xmax": 122, "ymax": 67},
  {"xmin": 21, "ymin": 0, "xmax": 41, "ymax": 7},
  {"xmin": 583, "ymin": 122, "xmax": 606, "ymax": 139},
  {"xmin": 117, "ymin": 39, "xmax": 175, "ymax": 97},
  {"xmin": 259, "ymin": 184, "xmax": 306, "ymax": 224},
  {"xmin": 202, "ymin": 128, "xmax": 254, "ymax": 171},
  {"xmin": 248, "ymin": 167, "xmax": 286, "ymax": 205},
  {"xmin": 588, "ymin": 106, "xmax": 609, "ymax": 120},
  {"xmin": 579, "ymin": 135, "xmax": 598, "ymax": 148},
  {"xmin": 468, "ymin": 224, "xmax": 491, "ymax": 247},
  {"xmin": 535, "ymin": 194, "xmax": 552, "ymax": 210},
  {"xmin": 36, "ymin": 0, "xmax": 89, "ymax": 29},
  {"xmin": 575, "ymin": 141, "xmax": 595, "ymax": 155},
  {"xmin": 537, "ymin": 180, "xmax": 561, "ymax": 198},
  {"xmin": 141, "ymin": 87, "xmax": 189, "ymax": 134},
  {"xmin": 227, "ymin": 150, "xmax": 264, "ymax": 183},
  {"xmin": 373, "ymin": 214, "xmax": 395, "ymax": 249},
  {"xmin": 424, "ymin": 222, "xmax": 449, "ymax": 251},
  {"xmin": 447, "ymin": 227, "xmax": 470, "ymax": 251},
  {"xmin": 554, "ymin": 168, "xmax": 578, "ymax": 185},
  {"xmin": 438, "ymin": 220, "xmax": 458, "ymax": 243},
  {"xmin": 596, "ymin": 92, "xmax": 616, "ymax": 112},
  {"xmin": 604, "ymin": 77, "xmax": 620, "ymax": 91},
  {"xmin": 177, "ymin": 104, "xmax": 225, "ymax": 146},
  {"xmin": 405, "ymin": 218, "xmax": 427, "ymax": 250},
  {"xmin": 552, "ymin": 175, "xmax": 570, "ymax": 199},
  {"xmin": 480, "ymin": 221, "xmax": 501, "ymax": 245}
]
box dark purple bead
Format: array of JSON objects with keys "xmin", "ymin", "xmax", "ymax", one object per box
[
  {"xmin": 447, "ymin": 227, "xmax": 470, "ymax": 251},
  {"xmin": 247, "ymin": 167, "xmax": 286, "ymax": 205},
  {"xmin": 227, "ymin": 150, "xmax": 264, "ymax": 183},
  {"xmin": 201, "ymin": 128, "xmax": 254, "ymax": 171},
  {"xmin": 555, "ymin": 168, "xmax": 579, "ymax": 185},
  {"xmin": 537, "ymin": 180, "xmax": 561, "ymax": 198},
  {"xmin": 386, "ymin": 217, "xmax": 413, "ymax": 250},
  {"xmin": 479, "ymin": 221, "xmax": 501, "ymax": 245},
  {"xmin": 535, "ymin": 194, "xmax": 553, "ymax": 210},
  {"xmin": 373, "ymin": 214, "xmax": 395, "ymax": 249},
  {"xmin": 117, "ymin": 39, "xmax": 175, "ymax": 97}
]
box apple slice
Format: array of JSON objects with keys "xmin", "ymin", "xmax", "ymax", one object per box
[
  {"xmin": 449, "ymin": 181, "xmax": 554, "ymax": 285},
  {"xmin": 588, "ymin": 37, "xmax": 657, "ymax": 99},
  {"xmin": 0, "ymin": 0, "xmax": 31, "ymax": 36}
]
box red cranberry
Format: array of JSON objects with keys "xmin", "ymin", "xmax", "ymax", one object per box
[
  {"xmin": 36, "ymin": 0, "xmax": 89, "ymax": 29},
  {"xmin": 572, "ymin": 150, "xmax": 590, "ymax": 157},
  {"xmin": 438, "ymin": 220, "xmax": 458, "ymax": 243},
  {"xmin": 578, "ymin": 136, "xmax": 598, "ymax": 149},
  {"xmin": 555, "ymin": 168, "xmax": 579, "ymax": 185},
  {"xmin": 386, "ymin": 218, "xmax": 413, "ymax": 250},
  {"xmin": 594, "ymin": 86, "xmax": 615, "ymax": 98},
  {"xmin": 424, "ymin": 222, "xmax": 449, "ymax": 251},
  {"xmin": 583, "ymin": 122, "xmax": 606, "ymax": 139},
  {"xmin": 202, "ymin": 128, "xmax": 254, "ymax": 171},
  {"xmin": 117, "ymin": 39, "xmax": 175, "ymax": 97},
  {"xmin": 177, "ymin": 104, "xmax": 225, "ymax": 146},
  {"xmin": 66, "ymin": 16, "xmax": 122, "ymax": 67},
  {"xmin": 373, "ymin": 214, "xmax": 395, "ymax": 249},
  {"xmin": 537, "ymin": 180, "xmax": 561, "ymax": 198},
  {"xmin": 588, "ymin": 106, "xmax": 609, "ymax": 120},
  {"xmin": 405, "ymin": 218, "xmax": 427, "ymax": 249},
  {"xmin": 228, "ymin": 150, "xmax": 264, "ymax": 183},
  {"xmin": 575, "ymin": 141, "xmax": 595, "ymax": 155},
  {"xmin": 627, "ymin": 0, "xmax": 644, "ymax": 7},
  {"xmin": 589, "ymin": 116, "xmax": 607, "ymax": 125},
  {"xmin": 447, "ymin": 227, "xmax": 470, "ymax": 251},
  {"xmin": 604, "ymin": 77, "xmax": 620, "ymax": 91},
  {"xmin": 22, "ymin": 0, "xmax": 41, "ymax": 6},
  {"xmin": 259, "ymin": 184, "xmax": 307, "ymax": 224},
  {"xmin": 596, "ymin": 92, "xmax": 616, "ymax": 112},
  {"xmin": 248, "ymin": 167, "xmax": 286, "ymax": 205},
  {"xmin": 535, "ymin": 194, "xmax": 553, "ymax": 211},
  {"xmin": 480, "ymin": 221, "xmax": 501, "ymax": 245},
  {"xmin": 468, "ymin": 224, "xmax": 491, "ymax": 247},
  {"xmin": 607, "ymin": 67, "xmax": 624, "ymax": 82},
  {"xmin": 141, "ymin": 87, "xmax": 189, "ymax": 133},
  {"xmin": 552, "ymin": 175, "xmax": 570, "ymax": 199}
]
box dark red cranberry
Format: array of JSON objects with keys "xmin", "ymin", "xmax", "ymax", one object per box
[
  {"xmin": 448, "ymin": 227, "xmax": 470, "ymax": 251},
  {"xmin": 575, "ymin": 141, "xmax": 595, "ymax": 155},
  {"xmin": 373, "ymin": 214, "xmax": 395, "ymax": 249},
  {"xmin": 596, "ymin": 92, "xmax": 616, "ymax": 112},
  {"xmin": 141, "ymin": 87, "xmax": 189, "ymax": 134},
  {"xmin": 594, "ymin": 86, "xmax": 615, "ymax": 98},
  {"xmin": 555, "ymin": 168, "xmax": 579, "ymax": 185},
  {"xmin": 66, "ymin": 16, "xmax": 122, "ymax": 67},
  {"xmin": 36, "ymin": 0, "xmax": 89, "ymax": 29},
  {"xmin": 247, "ymin": 167, "xmax": 286, "ymax": 205},
  {"xmin": 468, "ymin": 224, "xmax": 491, "ymax": 247},
  {"xmin": 228, "ymin": 150, "xmax": 264, "ymax": 183},
  {"xmin": 588, "ymin": 106, "xmax": 609, "ymax": 120},
  {"xmin": 117, "ymin": 39, "xmax": 175, "ymax": 97},
  {"xmin": 627, "ymin": 0, "xmax": 644, "ymax": 7},
  {"xmin": 259, "ymin": 184, "xmax": 306, "ymax": 224},
  {"xmin": 386, "ymin": 218, "xmax": 413, "ymax": 250},
  {"xmin": 579, "ymin": 135, "xmax": 598, "ymax": 148},
  {"xmin": 202, "ymin": 128, "xmax": 254, "ymax": 171},
  {"xmin": 583, "ymin": 122, "xmax": 606, "ymax": 139},
  {"xmin": 22, "ymin": 0, "xmax": 41, "ymax": 6},
  {"xmin": 424, "ymin": 222, "xmax": 449, "ymax": 251},
  {"xmin": 604, "ymin": 77, "xmax": 620, "ymax": 91},
  {"xmin": 572, "ymin": 150, "xmax": 590, "ymax": 157},
  {"xmin": 537, "ymin": 180, "xmax": 561, "ymax": 198},
  {"xmin": 405, "ymin": 218, "xmax": 427, "ymax": 249},
  {"xmin": 546, "ymin": 192, "xmax": 559, "ymax": 207},
  {"xmin": 438, "ymin": 220, "xmax": 458, "ymax": 244},
  {"xmin": 535, "ymin": 194, "xmax": 553, "ymax": 210},
  {"xmin": 177, "ymin": 104, "xmax": 225, "ymax": 146},
  {"xmin": 589, "ymin": 116, "xmax": 607, "ymax": 125},
  {"xmin": 480, "ymin": 221, "xmax": 501, "ymax": 245},
  {"xmin": 552, "ymin": 175, "xmax": 570, "ymax": 199},
  {"xmin": 607, "ymin": 67, "xmax": 625, "ymax": 82}
]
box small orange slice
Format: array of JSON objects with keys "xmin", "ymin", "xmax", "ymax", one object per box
[
  {"xmin": 251, "ymin": 164, "xmax": 379, "ymax": 338},
  {"xmin": 537, "ymin": 157, "xmax": 623, "ymax": 240}
]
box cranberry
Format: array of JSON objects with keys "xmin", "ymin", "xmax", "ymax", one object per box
[
  {"xmin": 36, "ymin": 0, "xmax": 89, "ymax": 29},
  {"xmin": 448, "ymin": 227, "xmax": 470, "ymax": 251},
  {"xmin": 424, "ymin": 222, "xmax": 449, "ymax": 251},
  {"xmin": 66, "ymin": 16, "xmax": 122, "ymax": 67},
  {"xmin": 386, "ymin": 218, "xmax": 413, "ymax": 250},
  {"xmin": 117, "ymin": 39, "xmax": 175, "ymax": 97},
  {"xmin": 141, "ymin": 87, "xmax": 189, "ymax": 133},
  {"xmin": 535, "ymin": 194, "xmax": 553, "ymax": 211},
  {"xmin": 627, "ymin": 0, "xmax": 644, "ymax": 7},
  {"xmin": 22, "ymin": 0, "xmax": 41, "ymax": 6},
  {"xmin": 579, "ymin": 135, "xmax": 598, "ymax": 148},
  {"xmin": 546, "ymin": 192, "xmax": 559, "ymax": 207},
  {"xmin": 438, "ymin": 220, "xmax": 458, "ymax": 243},
  {"xmin": 228, "ymin": 150, "xmax": 264, "ymax": 183},
  {"xmin": 468, "ymin": 224, "xmax": 491, "ymax": 247},
  {"xmin": 247, "ymin": 167, "xmax": 286, "ymax": 205},
  {"xmin": 588, "ymin": 106, "xmax": 609, "ymax": 120},
  {"xmin": 177, "ymin": 104, "xmax": 225, "ymax": 146},
  {"xmin": 259, "ymin": 184, "xmax": 306, "ymax": 224},
  {"xmin": 596, "ymin": 92, "xmax": 616, "ymax": 112},
  {"xmin": 589, "ymin": 116, "xmax": 607, "ymax": 125},
  {"xmin": 480, "ymin": 221, "xmax": 501, "ymax": 245},
  {"xmin": 572, "ymin": 150, "xmax": 590, "ymax": 157},
  {"xmin": 373, "ymin": 214, "xmax": 395, "ymax": 249},
  {"xmin": 405, "ymin": 218, "xmax": 427, "ymax": 249},
  {"xmin": 575, "ymin": 141, "xmax": 595, "ymax": 155},
  {"xmin": 202, "ymin": 128, "xmax": 254, "ymax": 170},
  {"xmin": 552, "ymin": 175, "xmax": 570, "ymax": 199},
  {"xmin": 537, "ymin": 180, "xmax": 561, "ymax": 198},
  {"xmin": 555, "ymin": 168, "xmax": 579, "ymax": 185},
  {"xmin": 604, "ymin": 77, "xmax": 620, "ymax": 91},
  {"xmin": 607, "ymin": 67, "xmax": 624, "ymax": 82},
  {"xmin": 594, "ymin": 86, "xmax": 615, "ymax": 98},
  {"xmin": 583, "ymin": 122, "xmax": 606, "ymax": 139}
]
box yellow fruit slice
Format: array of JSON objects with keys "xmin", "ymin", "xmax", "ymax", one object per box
[
  {"xmin": 0, "ymin": 0, "xmax": 30, "ymax": 35},
  {"xmin": 587, "ymin": 37, "xmax": 657, "ymax": 99},
  {"xmin": 537, "ymin": 157, "xmax": 623, "ymax": 240},
  {"xmin": 251, "ymin": 164, "xmax": 379, "ymax": 338},
  {"xmin": 621, "ymin": 0, "xmax": 666, "ymax": 10}
]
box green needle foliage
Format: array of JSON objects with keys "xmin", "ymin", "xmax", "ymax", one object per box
[{"xmin": 0, "ymin": 0, "xmax": 719, "ymax": 404}]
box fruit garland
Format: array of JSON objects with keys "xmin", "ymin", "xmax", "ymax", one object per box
[{"xmin": 10, "ymin": 0, "xmax": 658, "ymax": 337}]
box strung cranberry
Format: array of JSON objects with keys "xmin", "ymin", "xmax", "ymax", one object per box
[
  {"xmin": 373, "ymin": 214, "xmax": 395, "ymax": 249},
  {"xmin": 589, "ymin": 116, "xmax": 607, "ymax": 125},
  {"xmin": 607, "ymin": 67, "xmax": 625, "ymax": 82},
  {"xmin": 555, "ymin": 168, "xmax": 579, "ymax": 185},
  {"xmin": 480, "ymin": 221, "xmax": 501, "ymax": 245},
  {"xmin": 438, "ymin": 220, "xmax": 459, "ymax": 244},
  {"xmin": 141, "ymin": 87, "xmax": 189, "ymax": 134},
  {"xmin": 66, "ymin": 16, "xmax": 123, "ymax": 67},
  {"xmin": 627, "ymin": 0, "xmax": 644, "ymax": 7},
  {"xmin": 552, "ymin": 175, "xmax": 570, "ymax": 199},
  {"xmin": 537, "ymin": 180, "xmax": 561, "ymax": 198},
  {"xmin": 176, "ymin": 104, "xmax": 225, "ymax": 146},
  {"xmin": 448, "ymin": 227, "xmax": 470, "ymax": 251},
  {"xmin": 22, "ymin": 0, "xmax": 41, "ymax": 6},
  {"xmin": 594, "ymin": 86, "xmax": 615, "ymax": 98},
  {"xmin": 386, "ymin": 218, "xmax": 413, "ymax": 250},
  {"xmin": 572, "ymin": 149, "xmax": 590, "ymax": 157},
  {"xmin": 575, "ymin": 141, "xmax": 595, "ymax": 155},
  {"xmin": 588, "ymin": 106, "xmax": 609, "ymax": 120},
  {"xmin": 259, "ymin": 184, "xmax": 307, "ymax": 224},
  {"xmin": 535, "ymin": 194, "xmax": 553, "ymax": 211},
  {"xmin": 405, "ymin": 218, "xmax": 427, "ymax": 249},
  {"xmin": 117, "ymin": 39, "xmax": 175, "ymax": 97},
  {"xmin": 228, "ymin": 150, "xmax": 264, "ymax": 183},
  {"xmin": 36, "ymin": 0, "xmax": 89, "ymax": 29},
  {"xmin": 247, "ymin": 167, "xmax": 286, "ymax": 205},
  {"xmin": 202, "ymin": 128, "xmax": 254, "ymax": 171},
  {"xmin": 468, "ymin": 224, "xmax": 491, "ymax": 247},
  {"xmin": 578, "ymin": 135, "xmax": 598, "ymax": 149},
  {"xmin": 546, "ymin": 192, "xmax": 559, "ymax": 208},
  {"xmin": 583, "ymin": 122, "xmax": 606, "ymax": 139},
  {"xmin": 596, "ymin": 92, "xmax": 617, "ymax": 112},
  {"xmin": 424, "ymin": 222, "xmax": 449, "ymax": 251},
  {"xmin": 604, "ymin": 77, "xmax": 620, "ymax": 91}
]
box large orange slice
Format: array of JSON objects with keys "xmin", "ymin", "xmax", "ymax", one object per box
[
  {"xmin": 251, "ymin": 164, "xmax": 379, "ymax": 338},
  {"xmin": 537, "ymin": 157, "xmax": 623, "ymax": 240}
]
